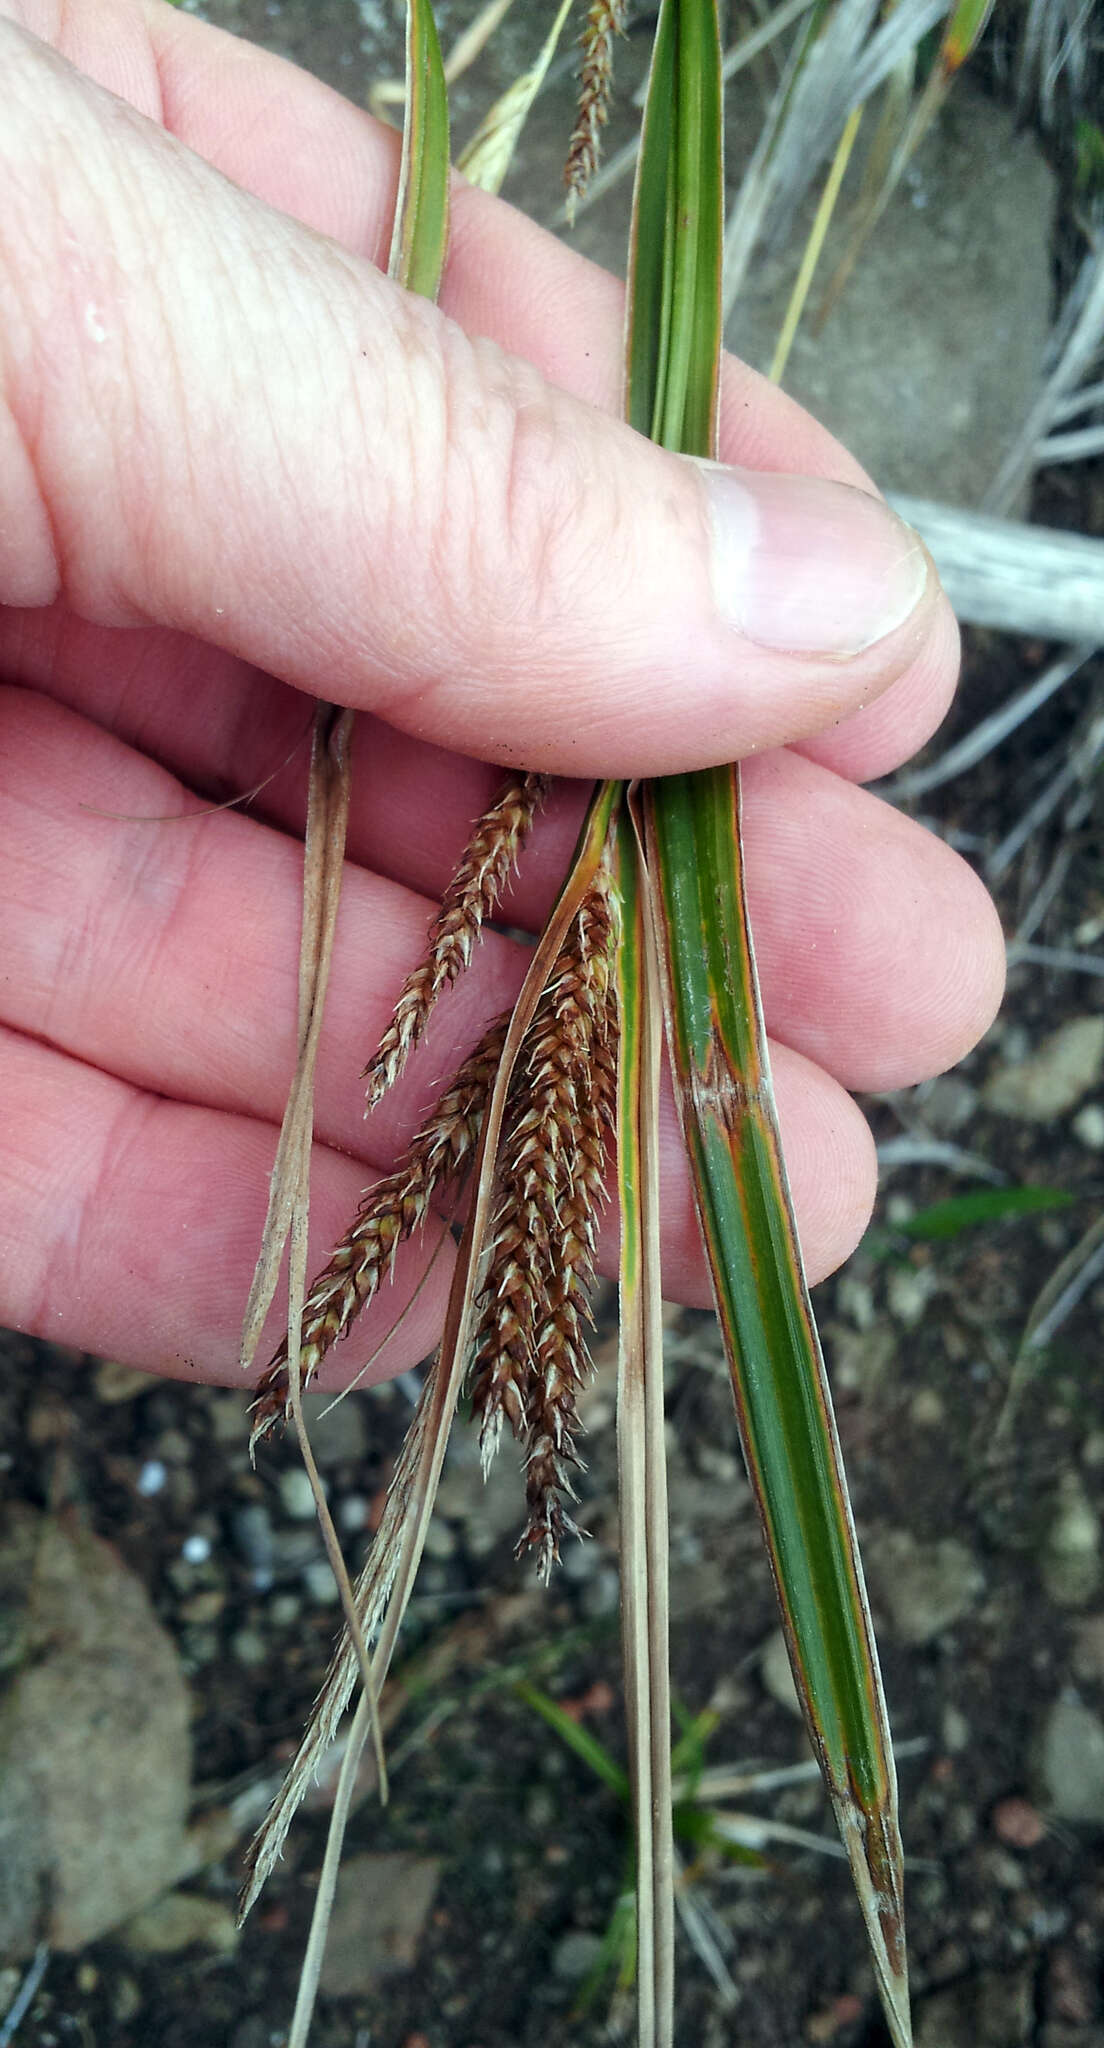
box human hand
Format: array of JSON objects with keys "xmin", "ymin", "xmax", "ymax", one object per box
[{"xmin": 0, "ymin": 2, "xmax": 1004, "ymax": 1389}]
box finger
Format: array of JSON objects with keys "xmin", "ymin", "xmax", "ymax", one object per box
[
  {"xmin": 12, "ymin": 0, "xmax": 960, "ymax": 781},
  {"xmin": 0, "ymin": 602, "xmax": 516, "ymax": 908},
  {"xmin": 0, "ymin": 1025, "xmax": 454, "ymax": 1387},
  {"xmin": 146, "ymin": 1, "xmax": 961, "ymax": 782},
  {"xmin": 1, "ymin": 691, "xmax": 1002, "ymax": 1132},
  {"xmin": 794, "ymin": 592, "xmax": 961, "ymax": 782},
  {"xmin": 5, "ymin": 22, "xmax": 939, "ymax": 779},
  {"xmin": 0, "ymin": 1008, "xmax": 873, "ymax": 1389},
  {"xmin": 741, "ymin": 748, "xmax": 1004, "ymax": 1086},
  {"xmin": 0, "ymin": 694, "xmax": 880, "ymax": 1344}
]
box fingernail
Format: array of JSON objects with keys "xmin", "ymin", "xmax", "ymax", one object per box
[{"xmin": 699, "ymin": 465, "xmax": 929, "ymax": 656}]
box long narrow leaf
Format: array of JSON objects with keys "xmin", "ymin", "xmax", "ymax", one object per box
[
  {"xmin": 644, "ymin": 773, "xmax": 910, "ymax": 2046},
  {"xmin": 615, "ymin": 809, "xmax": 674, "ymax": 2048},
  {"xmin": 271, "ymin": 10, "xmax": 451, "ymax": 2041},
  {"xmin": 388, "ymin": 0, "xmax": 450, "ymax": 294},
  {"xmin": 627, "ymin": 0, "xmax": 911, "ymax": 2038}
]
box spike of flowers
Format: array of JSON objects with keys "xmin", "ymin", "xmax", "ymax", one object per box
[
  {"xmin": 564, "ymin": 0, "xmax": 628, "ymax": 222},
  {"xmin": 468, "ymin": 868, "xmax": 618, "ymax": 1577},
  {"xmin": 364, "ymin": 771, "xmax": 550, "ymax": 1111},
  {"xmin": 251, "ymin": 1015, "xmax": 510, "ymax": 1446}
]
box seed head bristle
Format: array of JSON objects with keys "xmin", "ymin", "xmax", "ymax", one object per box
[
  {"xmin": 365, "ymin": 772, "xmax": 549, "ymax": 1112},
  {"xmin": 468, "ymin": 870, "xmax": 618, "ymax": 1578},
  {"xmin": 563, "ymin": 0, "xmax": 628, "ymax": 223},
  {"xmin": 251, "ymin": 1015, "xmax": 510, "ymax": 1448}
]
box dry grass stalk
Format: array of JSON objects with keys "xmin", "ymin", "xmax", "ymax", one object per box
[
  {"xmin": 364, "ymin": 771, "xmax": 549, "ymax": 1111},
  {"xmin": 564, "ymin": 0, "xmax": 629, "ymax": 223},
  {"xmin": 250, "ymin": 1014, "xmax": 510, "ymax": 1445},
  {"xmin": 469, "ymin": 868, "xmax": 618, "ymax": 1578},
  {"xmin": 242, "ymin": 1364, "xmax": 439, "ymax": 1913},
  {"xmin": 240, "ymin": 705, "xmax": 355, "ymax": 1374},
  {"xmin": 244, "ymin": 785, "xmax": 623, "ymax": 1927}
]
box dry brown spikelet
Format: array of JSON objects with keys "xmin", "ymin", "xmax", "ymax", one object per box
[
  {"xmin": 251, "ymin": 1015, "xmax": 510, "ymax": 1445},
  {"xmin": 468, "ymin": 870, "xmax": 618, "ymax": 1578},
  {"xmin": 364, "ymin": 771, "xmax": 549, "ymax": 1112},
  {"xmin": 563, "ymin": 0, "xmax": 629, "ymax": 222}
]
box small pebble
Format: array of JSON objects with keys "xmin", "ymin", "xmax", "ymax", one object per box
[
  {"xmin": 984, "ymin": 1016, "xmax": 1104, "ymax": 1121},
  {"xmin": 207, "ymin": 1391, "xmax": 250, "ymax": 1443},
  {"xmin": 231, "ymin": 1627, "xmax": 268, "ymax": 1667},
  {"xmin": 180, "ymin": 1588, "xmax": 226, "ymax": 1625},
  {"xmin": 233, "ymin": 1505, "xmax": 275, "ymax": 1587},
  {"xmin": 1040, "ymin": 1697, "xmax": 1104, "ymax": 1822},
  {"xmin": 992, "ymin": 1796, "xmax": 1046, "ymax": 1849},
  {"xmin": 94, "ymin": 1360, "xmax": 158, "ymax": 1403},
  {"xmin": 942, "ymin": 1704, "xmax": 971, "ymax": 1754},
  {"xmin": 137, "ymin": 1459, "xmax": 167, "ymax": 1497},
  {"xmin": 1042, "ymin": 1472, "xmax": 1101, "ymax": 1609},
  {"xmin": 562, "ymin": 1536, "xmax": 600, "ymax": 1583},
  {"xmin": 581, "ymin": 1565, "xmax": 620, "ymax": 1618},
  {"xmin": 695, "ymin": 1442, "xmax": 741, "ymax": 1484},
  {"xmin": 886, "ymin": 1264, "xmax": 939, "ymax": 1329},
  {"xmin": 121, "ymin": 1893, "xmax": 239, "ymax": 1956},
  {"xmin": 1072, "ymin": 1613, "xmax": 1104, "ymax": 1683},
  {"xmin": 111, "ymin": 1977, "xmax": 143, "ymax": 2023},
  {"xmin": 837, "ymin": 1275, "xmax": 876, "ymax": 1330},
  {"xmin": 302, "ymin": 1560, "xmax": 341, "ymax": 1604},
  {"xmin": 272, "ymin": 1527, "xmax": 323, "ymax": 1571},
  {"xmin": 527, "ymin": 1788, "xmax": 556, "ymax": 1829},
  {"xmin": 552, "ymin": 1930, "xmax": 604, "ymax": 1982},
  {"xmin": 277, "ymin": 1467, "xmax": 320, "ymax": 1521},
  {"xmin": 422, "ymin": 1515, "xmax": 456, "ymax": 1561},
  {"xmin": 156, "ymin": 1429, "xmax": 192, "ymax": 1464},
  {"xmin": 269, "ymin": 1593, "xmax": 301, "ymax": 1627},
  {"xmin": 181, "ymin": 1533, "xmax": 212, "ymax": 1565},
  {"xmin": 1073, "ymin": 1103, "xmax": 1104, "ymax": 1150}
]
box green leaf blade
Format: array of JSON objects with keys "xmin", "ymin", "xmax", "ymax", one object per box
[
  {"xmin": 644, "ymin": 768, "xmax": 910, "ymax": 2042},
  {"xmin": 388, "ymin": 0, "xmax": 451, "ymax": 296},
  {"xmin": 899, "ymin": 1184, "xmax": 1073, "ymax": 1241},
  {"xmin": 626, "ymin": 0, "xmax": 723, "ymax": 455}
]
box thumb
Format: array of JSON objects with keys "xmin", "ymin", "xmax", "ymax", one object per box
[{"xmin": 2, "ymin": 22, "xmax": 935, "ymax": 778}]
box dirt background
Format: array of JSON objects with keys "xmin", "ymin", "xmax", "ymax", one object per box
[{"xmin": 2, "ymin": 4, "xmax": 1103, "ymax": 2046}]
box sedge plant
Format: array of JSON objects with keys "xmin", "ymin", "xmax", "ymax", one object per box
[{"xmin": 238, "ymin": 3, "xmax": 923, "ymax": 2045}]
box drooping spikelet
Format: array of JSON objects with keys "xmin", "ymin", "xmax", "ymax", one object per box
[
  {"xmin": 364, "ymin": 772, "xmax": 549, "ymax": 1112},
  {"xmin": 251, "ymin": 1015, "xmax": 510, "ymax": 1446},
  {"xmin": 563, "ymin": 0, "xmax": 628, "ymax": 223},
  {"xmin": 468, "ymin": 869, "xmax": 618, "ymax": 1579}
]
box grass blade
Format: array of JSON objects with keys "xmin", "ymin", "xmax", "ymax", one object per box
[
  {"xmin": 644, "ymin": 771, "xmax": 911, "ymax": 2048},
  {"xmin": 614, "ymin": 809, "xmax": 673, "ymax": 2048},
  {"xmin": 769, "ymin": 101, "xmax": 863, "ymax": 384},
  {"xmin": 388, "ymin": 0, "xmax": 450, "ymax": 295},
  {"xmin": 628, "ymin": 0, "xmax": 910, "ymax": 2032},
  {"xmin": 262, "ymin": 8, "xmax": 451, "ymax": 2039},
  {"xmin": 815, "ymin": 0, "xmax": 995, "ymax": 329},
  {"xmin": 239, "ymin": 705, "xmax": 354, "ymax": 1372},
  {"xmin": 626, "ymin": 0, "xmax": 724, "ymax": 452}
]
